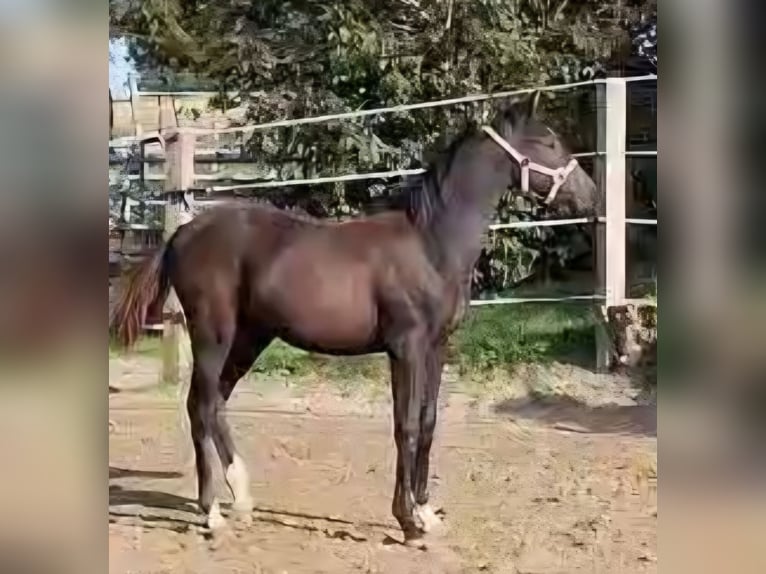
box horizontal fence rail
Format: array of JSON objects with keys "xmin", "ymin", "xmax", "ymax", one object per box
[
  {"xmin": 108, "ymin": 74, "xmax": 656, "ymax": 146},
  {"xmin": 470, "ymin": 295, "xmax": 605, "ymax": 306},
  {"xmin": 125, "ymin": 73, "xmax": 656, "ymax": 99},
  {"xmin": 115, "ymin": 150, "xmax": 602, "ymax": 188},
  {"xmin": 115, "ymin": 199, "xmax": 657, "ymax": 231},
  {"xmin": 488, "ymin": 218, "xmax": 594, "ymax": 230},
  {"xmin": 113, "ymin": 148, "xmax": 652, "ymax": 191}
]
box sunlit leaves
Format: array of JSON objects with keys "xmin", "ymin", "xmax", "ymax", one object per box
[{"xmin": 110, "ymin": 0, "xmax": 656, "ymax": 293}]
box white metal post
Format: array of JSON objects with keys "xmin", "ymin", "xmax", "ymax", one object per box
[
  {"xmin": 604, "ymin": 78, "xmax": 628, "ymax": 308},
  {"xmin": 594, "ymin": 78, "xmax": 628, "ymax": 370}
]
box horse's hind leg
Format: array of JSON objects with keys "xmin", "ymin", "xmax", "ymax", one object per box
[
  {"xmin": 187, "ymin": 316, "xmax": 235, "ymax": 530},
  {"xmin": 214, "ymin": 328, "xmax": 273, "ymax": 521}
]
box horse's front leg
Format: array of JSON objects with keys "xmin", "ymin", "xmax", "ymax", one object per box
[
  {"xmin": 412, "ymin": 344, "xmax": 444, "ymax": 533},
  {"xmin": 389, "ymin": 331, "xmax": 428, "ymax": 545}
]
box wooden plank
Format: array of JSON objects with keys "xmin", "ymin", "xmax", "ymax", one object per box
[
  {"xmin": 160, "ymin": 95, "xmax": 193, "ymax": 385},
  {"xmin": 128, "ymin": 74, "xmax": 139, "ymax": 136},
  {"xmin": 162, "ymin": 132, "xmax": 194, "ymax": 386},
  {"xmin": 158, "ymin": 95, "xmax": 178, "ymax": 132}
]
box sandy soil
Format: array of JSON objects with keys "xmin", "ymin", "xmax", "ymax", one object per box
[{"xmin": 109, "ymin": 356, "xmax": 656, "ymax": 574}]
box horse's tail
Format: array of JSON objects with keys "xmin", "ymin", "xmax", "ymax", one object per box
[
  {"xmin": 110, "ymin": 236, "xmax": 195, "ymax": 466},
  {"xmin": 109, "ymin": 239, "xmax": 174, "ymax": 349}
]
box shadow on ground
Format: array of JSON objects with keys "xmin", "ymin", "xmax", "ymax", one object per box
[
  {"xmin": 494, "ymin": 394, "xmax": 656, "ymax": 437},
  {"xmin": 110, "ymin": 483, "xmax": 194, "ymax": 511},
  {"xmin": 109, "ymin": 478, "xmax": 390, "ymax": 540},
  {"xmin": 109, "ymin": 466, "xmax": 184, "ymax": 480}
]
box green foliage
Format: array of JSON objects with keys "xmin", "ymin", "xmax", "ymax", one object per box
[
  {"xmin": 111, "ymin": 0, "xmax": 654, "ymax": 170},
  {"xmin": 110, "ymin": 0, "xmax": 656, "ymax": 294}
]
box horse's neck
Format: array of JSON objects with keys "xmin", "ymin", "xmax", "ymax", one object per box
[
  {"xmin": 430, "ymin": 183, "xmax": 512, "ymax": 279},
  {"xmin": 421, "ymin": 135, "xmax": 516, "ymax": 280}
]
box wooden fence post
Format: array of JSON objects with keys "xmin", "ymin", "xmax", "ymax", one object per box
[
  {"xmin": 594, "ymin": 78, "xmax": 628, "ymax": 371},
  {"xmin": 162, "ymin": 130, "xmax": 195, "ymax": 385}
]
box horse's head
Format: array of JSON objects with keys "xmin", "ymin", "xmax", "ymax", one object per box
[{"xmin": 488, "ymin": 91, "xmax": 598, "ymax": 217}]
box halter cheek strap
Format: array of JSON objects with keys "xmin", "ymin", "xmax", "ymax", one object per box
[{"xmin": 482, "ymin": 126, "xmax": 579, "ymax": 205}]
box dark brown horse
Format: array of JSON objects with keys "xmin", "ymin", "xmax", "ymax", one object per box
[{"xmin": 110, "ymin": 92, "xmax": 598, "ymax": 545}]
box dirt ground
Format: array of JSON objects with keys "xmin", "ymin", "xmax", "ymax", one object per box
[{"xmin": 109, "ymin": 356, "xmax": 657, "ymax": 574}]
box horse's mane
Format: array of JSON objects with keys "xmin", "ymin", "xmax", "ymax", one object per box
[{"xmin": 401, "ymin": 124, "xmax": 480, "ymax": 230}]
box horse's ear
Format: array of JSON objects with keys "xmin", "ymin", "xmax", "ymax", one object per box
[
  {"xmin": 493, "ymin": 97, "xmax": 529, "ymax": 138},
  {"xmin": 495, "ymin": 99, "xmax": 521, "ymax": 128},
  {"xmin": 527, "ymin": 90, "xmax": 542, "ymax": 119}
]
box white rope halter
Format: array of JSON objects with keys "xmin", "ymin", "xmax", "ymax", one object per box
[{"xmin": 482, "ymin": 126, "xmax": 579, "ymax": 205}]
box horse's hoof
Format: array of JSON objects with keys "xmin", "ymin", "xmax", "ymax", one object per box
[
  {"xmin": 414, "ymin": 504, "xmax": 443, "ymax": 534},
  {"xmin": 231, "ymin": 498, "xmax": 253, "ymax": 514},
  {"xmin": 403, "ymin": 535, "xmax": 428, "ymax": 550},
  {"xmin": 230, "ymin": 497, "xmax": 253, "ymax": 526},
  {"xmin": 232, "ymin": 510, "xmax": 253, "ymax": 527},
  {"xmin": 206, "ymin": 500, "xmax": 227, "ymax": 531},
  {"xmin": 207, "ymin": 514, "xmax": 227, "ymax": 531}
]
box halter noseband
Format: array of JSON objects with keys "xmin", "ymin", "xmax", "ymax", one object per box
[{"xmin": 482, "ymin": 126, "xmax": 579, "ymax": 205}]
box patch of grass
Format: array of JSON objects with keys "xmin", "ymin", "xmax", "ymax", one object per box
[
  {"xmin": 450, "ymin": 303, "xmax": 596, "ymax": 374},
  {"xmin": 251, "ymin": 340, "xmax": 314, "ymax": 377},
  {"xmin": 249, "ymin": 304, "xmax": 596, "ymax": 384},
  {"xmin": 109, "ymin": 334, "xmax": 162, "ymax": 359},
  {"xmin": 252, "ymin": 341, "xmax": 389, "ymax": 398},
  {"xmin": 109, "ymin": 304, "xmax": 598, "ymax": 398}
]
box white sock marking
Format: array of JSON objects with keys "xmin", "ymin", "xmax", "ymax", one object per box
[
  {"xmin": 207, "ymin": 498, "xmax": 226, "ymax": 530},
  {"xmin": 225, "ymin": 453, "xmax": 253, "ymax": 512},
  {"xmin": 414, "ymin": 504, "xmax": 442, "ymax": 533}
]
